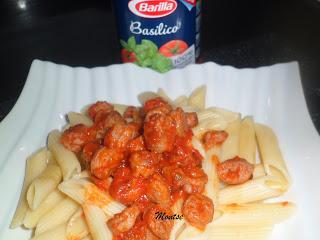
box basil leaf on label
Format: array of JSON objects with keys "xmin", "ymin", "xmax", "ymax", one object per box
[
  {"xmin": 152, "ymin": 54, "xmax": 172, "ymax": 73},
  {"xmin": 120, "ymin": 39, "xmax": 128, "ymax": 50},
  {"xmin": 141, "ymin": 39, "xmax": 158, "ymax": 58},
  {"xmin": 135, "ymin": 44, "xmax": 149, "ymax": 61},
  {"xmin": 140, "ymin": 58, "xmax": 153, "ymax": 67},
  {"xmin": 127, "ymin": 36, "xmax": 136, "ymax": 52}
]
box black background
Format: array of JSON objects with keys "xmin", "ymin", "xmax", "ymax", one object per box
[{"xmin": 0, "ymin": 0, "xmax": 319, "ymax": 133}]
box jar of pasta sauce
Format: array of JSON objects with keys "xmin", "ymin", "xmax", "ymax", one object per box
[{"xmin": 113, "ymin": 0, "xmax": 202, "ymax": 72}]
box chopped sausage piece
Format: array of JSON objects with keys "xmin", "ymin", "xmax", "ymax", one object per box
[
  {"xmin": 167, "ymin": 144, "xmax": 202, "ymax": 168},
  {"xmin": 144, "ymin": 106, "xmax": 172, "ymax": 122},
  {"xmin": 182, "ymin": 166, "xmax": 208, "ymax": 194},
  {"xmin": 202, "ymin": 130, "xmax": 228, "ymax": 150},
  {"xmin": 81, "ymin": 142, "xmax": 101, "ymax": 168},
  {"xmin": 90, "ymin": 147, "xmax": 124, "ymax": 179},
  {"xmin": 162, "ymin": 165, "xmax": 207, "ymax": 194},
  {"xmin": 144, "ymin": 114, "xmax": 176, "ymax": 153},
  {"xmin": 94, "ymin": 111, "xmax": 126, "ymax": 138},
  {"xmin": 107, "ymin": 205, "xmax": 141, "ymax": 236},
  {"xmin": 129, "ymin": 151, "xmax": 158, "ymax": 178},
  {"xmin": 114, "ymin": 220, "xmax": 160, "ymax": 240},
  {"xmin": 146, "ymin": 174, "xmax": 170, "ymax": 205},
  {"xmin": 124, "ymin": 106, "xmax": 143, "ymax": 125},
  {"xmin": 144, "ymin": 205, "xmax": 173, "ymax": 240},
  {"xmin": 169, "ymin": 107, "xmax": 189, "ymax": 137},
  {"xmin": 217, "ymin": 156, "xmax": 254, "ymax": 185},
  {"xmin": 185, "ymin": 112, "xmax": 198, "ymax": 128},
  {"xmin": 182, "ymin": 193, "xmax": 214, "ymax": 230},
  {"xmin": 109, "ymin": 167, "xmax": 147, "ymax": 205},
  {"xmin": 60, "ymin": 124, "xmax": 91, "ymax": 153},
  {"xmin": 87, "ymin": 101, "xmax": 114, "ymax": 121},
  {"xmin": 143, "ymin": 97, "xmax": 170, "ymax": 113},
  {"xmin": 104, "ymin": 123, "xmax": 139, "ymax": 149},
  {"xmin": 91, "ymin": 176, "xmax": 112, "ymax": 191},
  {"xmin": 127, "ymin": 136, "xmax": 146, "ymax": 153}
]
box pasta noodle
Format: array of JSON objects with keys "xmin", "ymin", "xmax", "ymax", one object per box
[
  {"xmin": 58, "ymin": 178, "xmax": 125, "ymax": 216},
  {"xmin": 192, "ymin": 118, "xmax": 228, "ymax": 137},
  {"xmin": 66, "ymin": 208, "xmax": 90, "ymax": 239},
  {"xmin": 169, "ymin": 199, "xmax": 186, "ymax": 240},
  {"xmin": 26, "ymin": 159, "xmax": 62, "ymax": 210},
  {"xmin": 35, "ymin": 197, "xmax": 78, "ymax": 235},
  {"xmin": 48, "ymin": 130, "xmax": 81, "ymax": 180},
  {"xmin": 10, "ymin": 148, "xmax": 49, "ymax": 228},
  {"xmin": 219, "ymin": 175, "xmax": 286, "ymax": 205},
  {"xmin": 138, "ymin": 91, "xmax": 159, "ymax": 105},
  {"xmin": 188, "ymin": 85, "xmax": 206, "ymax": 109},
  {"xmin": 31, "ymin": 223, "xmax": 66, "ymax": 240},
  {"xmin": 255, "ymin": 123, "xmax": 291, "ymax": 185},
  {"xmin": 23, "ymin": 190, "xmax": 64, "ymax": 228},
  {"xmin": 67, "ymin": 112, "xmax": 93, "ymax": 127},
  {"xmin": 200, "ymin": 107, "xmax": 240, "ymax": 123},
  {"xmin": 221, "ymin": 118, "xmax": 241, "ymax": 161},
  {"xmin": 112, "ymin": 103, "xmax": 129, "ymax": 115},
  {"xmin": 157, "ymin": 88, "xmax": 174, "ymax": 104},
  {"xmin": 173, "ymin": 95, "xmax": 189, "ymax": 107},
  {"xmin": 253, "ymin": 164, "xmax": 266, "ymax": 178},
  {"xmin": 82, "ymin": 203, "xmax": 113, "ymax": 240},
  {"xmin": 213, "ymin": 202, "xmax": 296, "ymax": 226},
  {"xmin": 206, "ymin": 225, "xmax": 273, "ymax": 240},
  {"xmin": 239, "ymin": 116, "xmax": 256, "ymax": 164}
]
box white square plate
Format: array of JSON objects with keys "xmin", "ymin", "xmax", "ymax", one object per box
[{"xmin": 0, "ymin": 60, "xmax": 319, "ymax": 239}]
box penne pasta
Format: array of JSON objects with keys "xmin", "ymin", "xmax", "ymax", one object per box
[
  {"xmin": 67, "ymin": 112, "xmax": 94, "ymax": 127},
  {"xmin": 173, "ymin": 95, "xmax": 189, "ymax": 107},
  {"xmin": 157, "ymin": 88, "xmax": 174, "ymax": 104},
  {"xmin": 81, "ymin": 235, "xmax": 93, "ymax": 240},
  {"xmin": 213, "ymin": 202, "xmax": 296, "ymax": 226},
  {"xmin": 192, "ymin": 118, "xmax": 228, "ymax": 137},
  {"xmin": 66, "ymin": 208, "xmax": 90, "ymax": 240},
  {"xmin": 72, "ymin": 170, "xmax": 91, "ymax": 180},
  {"xmin": 10, "ymin": 148, "xmax": 49, "ymax": 228},
  {"xmin": 253, "ymin": 164, "xmax": 266, "ymax": 179},
  {"xmin": 48, "ymin": 130, "xmax": 81, "ymax": 180},
  {"xmin": 31, "ymin": 223, "xmax": 67, "ymax": 240},
  {"xmin": 238, "ymin": 116, "xmax": 256, "ymax": 164},
  {"xmin": 188, "ymin": 85, "xmax": 206, "ymax": 109},
  {"xmin": 206, "ymin": 224, "xmax": 273, "ymax": 240},
  {"xmin": 82, "ymin": 203, "xmax": 113, "ymax": 240},
  {"xmin": 58, "ymin": 178, "xmax": 125, "ymax": 216},
  {"xmin": 218, "ymin": 175, "xmax": 287, "ymax": 205},
  {"xmin": 203, "ymin": 150, "xmax": 220, "ymax": 205},
  {"xmin": 23, "ymin": 190, "xmax": 65, "ymax": 228},
  {"xmin": 169, "ymin": 198, "xmax": 186, "ymax": 240},
  {"xmin": 255, "ymin": 123, "xmax": 291, "ymax": 184},
  {"xmin": 27, "ymin": 160, "xmax": 62, "ymax": 210},
  {"xmin": 176, "ymin": 224, "xmax": 206, "ymax": 240},
  {"xmin": 138, "ymin": 91, "xmax": 159, "ymax": 105},
  {"xmin": 221, "ymin": 118, "xmax": 241, "ymax": 161},
  {"xmin": 35, "ymin": 197, "xmax": 78, "ymax": 235},
  {"xmin": 192, "ymin": 137, "xmax": 220, "ymax": 204},
  {"xmin": 112, "ymin": 103, "xmax": 130, "ymax": 115},
  {"xmin": 202, "ymin": 107, "xmax": 240, "ymax": 124}
]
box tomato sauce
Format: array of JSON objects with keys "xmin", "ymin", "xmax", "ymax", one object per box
[
  {"xmin": 112, "ymin": 0, "xmax": 202, "ymax": 72},
  {"xmin": 60, "ymin": 97, "xmax": 215, "ymax": 239}
]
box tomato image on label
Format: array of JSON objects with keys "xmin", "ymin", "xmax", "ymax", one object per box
[
  {"xmin": 159, "ymin": 40, "xmax": 188, "ymax": 57},
  {"xmin": 121, "ymin": 49, "xmax": 137, "ymax": 63}
]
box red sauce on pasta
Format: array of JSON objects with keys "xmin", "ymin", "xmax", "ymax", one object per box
[{"xmin": 60, "ymin": 97, "xmax": 214, "ymax": 239}]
